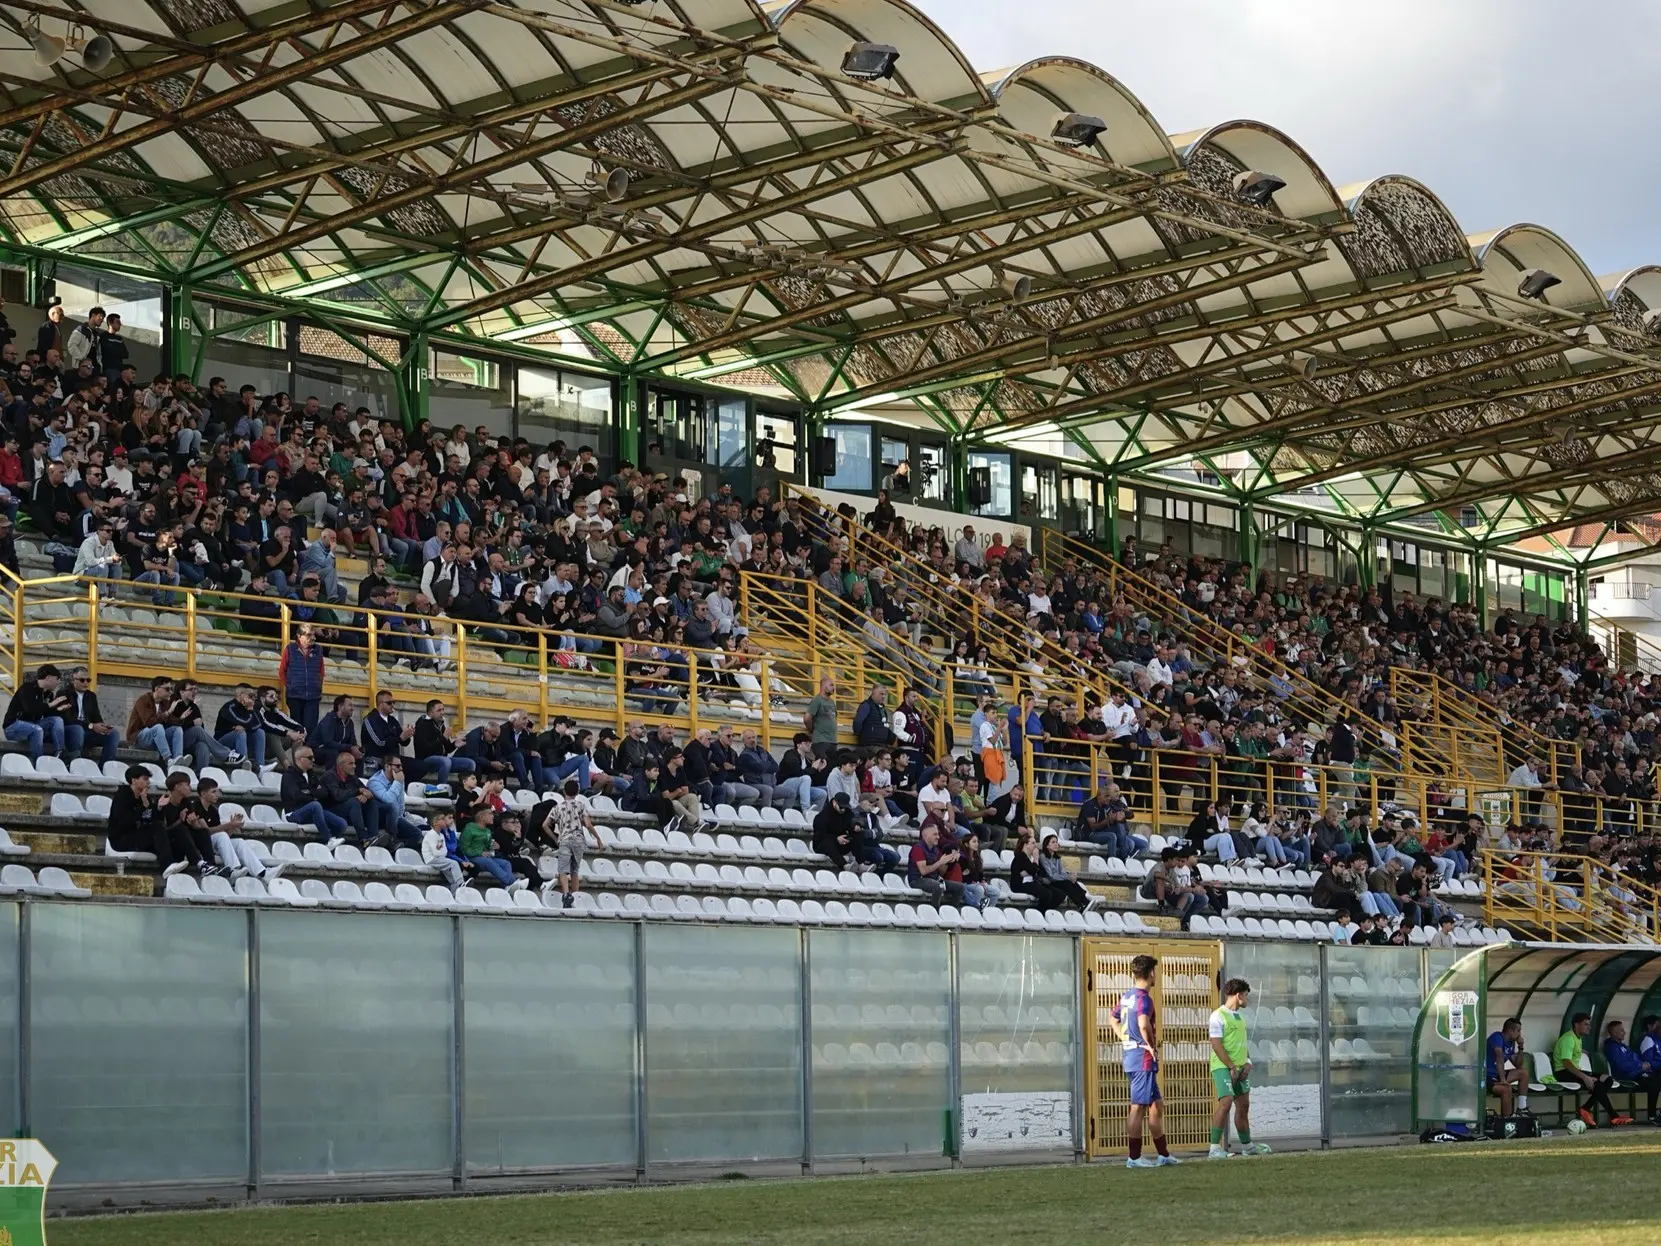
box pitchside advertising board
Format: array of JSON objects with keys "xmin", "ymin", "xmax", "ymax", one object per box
[{"xmin": 0, "ymin": 1140, "xmax": 55, "ymax": 1245}]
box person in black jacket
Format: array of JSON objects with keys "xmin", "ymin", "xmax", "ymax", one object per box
[
  {"xmin": 320, "ymin": 753, "xmax": 379, "ymax": 844},
  {"xmin": 681, "ymin": 727, "xmax": 722, "ymax": 806},
  {"xmin": 412, "ymin": 699, "xmax": 474, "ymax": 785},
  {"xmin": 213, "ymin": 683, "xmax": 266, "ymax": 770},
  {"xmin": 2, "ymin": 663, "xmax": 66, "ymax": 759},
  {"xmin": 106, "ymin": 766, "xmax": 202, "ymax": 876},
  {"xmin": 459, "ymin": 721, "xmax": 514, "ymax": 781},
  {"xmin": 62, "ymin": 665, "xmax": 120, "ymax": 763},
  {"xmin": 28, "ymin": 459, "xmax": 75, "ymax": 541},
  {"xmin": 501, "ymin": 710, "xmax": 545, "ymax": 790},
  {"xmin": 360, "ymin": 690, "xmax": 413, "ymax": 773},
  {"xmin": 256, "ymin": 686, "xmax": 307, "ymax": 767},
  {"xmin": 812, "ymin": 792, "xmax": 854, "ymax": 870},
  {"xmin": 279, "ymin": 745, "xmax": 349, "ymax": 843}
]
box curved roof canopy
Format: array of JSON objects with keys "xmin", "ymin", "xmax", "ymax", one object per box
[{"xmin": 3, "ymin": 0, "xmax": 1661, "ymax": 544}]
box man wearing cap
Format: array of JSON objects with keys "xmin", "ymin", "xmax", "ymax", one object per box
[{"xmin": 72, "ymin": 516, "xmax": 122, "ymax": 581}]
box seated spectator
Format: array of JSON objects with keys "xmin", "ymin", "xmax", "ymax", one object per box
[
  {"xmin": 658, "ymin": 748, "xmax": 705, "ymax": 835},
  {"xmin": 1312, "ymin": 858, "xmax": 1365, "ymax": 922},
  {"xmin": 412, "ymin": 699, "xmax": 474, "ymax": 785},
  {"xmin": 421, "ymin": 811, "xmax": 465, "ymax": 891},
  {"xmin": 61, "ymin": 665, "xmax": 120, "ymax": 764},
  {"xmin": 308, "ymin": 694, "xmax": 359, "ymax": 771},
  {"xmin": 1037, "ymin": 833, "xmax": 1094, "ymax": 911},
  {"xmin": 1485, "ymin": 1017, "xmax": 1528, "ymax": 1119},
  {"xmin": 1601, "ymin": 1020, "xmax": 1661, "ymax": 1125},
  {"xmin": 256, "ymin": 685, "xmax": 307, "ymax": 768},
  {"xmin": 908, "ymin": 819, "xmax": 965, "ymax": 907},
  {"xmin": 1555, "ymin": 1012, "xmax": 1624, "ymax": 1128},
  {"xmin": 458, "ymin": 804, "xmax": 521, "ymax": 891},
  {"xmin": 279, "ymin": 745, "xmax": 348, "ymax": 843},
  {"xmin": 169, "ymin": 678, "xmax": 244, "ymax": 771},
  {"xmin": 1141, "ymin": 845, "xmax": 1210, "ymax": 928},
  {"xmin": 183, "ymin": 777, "xmax": 285, "ymax": 882},
  {"xmin": 1427, "ymin": 913, "xmax": 1459, "ymax": 948},
  {"xmin": 320, "ymin": 753, "xmax": 378, "ymax": 844},
  {"xmin": 3, "ymin": 664, "xmax": 66, "ymax": 761},
  {"xmin": 491, "ymin": 809, "xmax": 545, "ymax": 891},
  {"xmin": 812, "ymin": 792, "xmax": 855, "ymax": 871},
  {"xmin": 958, "ymin": 830, "xmax": 997, "ymax": 911},
  {"xmin": 106, "ymin": 765, "xmax": 204, "ymax": 878},
  {"xmin": 851, "ymin": 791, "xmax": 900, "ymax": 874},
  {"xmin": 776, "ymin": 733, "xmax": 828, "ymax": 812},
  {"xmin": 1077, "ymin": 781, "xmax": 1142, "ymax": 860},
  {"xmin": 365, "ymin": 756, "xmax": 425, "ymax": 848}
]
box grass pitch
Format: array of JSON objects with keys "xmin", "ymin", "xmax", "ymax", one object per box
[{"xmin": 49, "ymin": 1133, "xmax": 1661, "ymax": 1246}]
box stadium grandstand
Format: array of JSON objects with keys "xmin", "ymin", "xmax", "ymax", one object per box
[{"xmin": 0, "ymin": 0, "xmax": 1658, "ymax": 1211}]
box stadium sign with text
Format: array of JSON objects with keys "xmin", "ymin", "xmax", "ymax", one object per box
[
  {"xmin": 0, "ymin": 1140, "xmax": 56, "ymax": 1246},
  {"xmin": 1434, "ymin": 991, "xmax": 1479, "ymax": 1046}
]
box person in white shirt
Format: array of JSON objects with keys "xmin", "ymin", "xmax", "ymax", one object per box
[
  {"xmin": 917, "ymin": 770, "xmax": 953, "ymax": 822},
  {"xmin": 1145, "ymin": 646, "xmax": 1175, "ymax": 690},
  {"xmin": 1101, "ymin": 692, "xmax": 1138, "ymax": 739},
  {"xmin": 73, "ymin": 520, "xmax": 122, "ymax": 579}
]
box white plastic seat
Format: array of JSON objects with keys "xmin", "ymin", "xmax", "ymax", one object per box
[
  {"xmin": 485, "ymin": 889, "xmax": 520, "ymax": 913},
  {"xmin": 701, "ymin": 896, "xmax": 729, "ymax": 919},
  {"xmin": 785, "ymin": 838, "xmax": 813, "ymax": 859},
  {"xmin": 268, "ymin": 877, "xmax": 318, "ymax": 907},
  {"xmin": 333, "ymin": 844, "xmax": 367, "ymax": 869},
  {"xmin": 423, "ymin": 885, "xmax": 457, "ymax": 910},
  {"xmin": 49, "ymin": 793, "xmax": 83, "ymax": 818},
  {"xmin": 164, "ymin": 874, "xmax": 203, "ymax": 901}
]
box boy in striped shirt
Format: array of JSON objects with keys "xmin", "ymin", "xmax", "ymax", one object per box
[{"xmin": 1208, "ymin": 978, "xmax": 1271, "ymax": 1158}]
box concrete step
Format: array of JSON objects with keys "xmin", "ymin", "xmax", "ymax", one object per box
[
  {"xmin": 70, "ymin": 870, "xmax": 153, "ymax": 898},
  {"xmin": 8, "ymin": 830, "xmax": 97, "ymax": 855},
  {"xmin": 0, "ymin": 792, "xmax": 42, "ymax": 815}
]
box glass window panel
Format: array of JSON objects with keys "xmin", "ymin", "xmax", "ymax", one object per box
[
  {"xmin": 967, "ymin": 451, "xmax": 1012, "ymax": 519},
  {"xmin": 260, "ymin": 913, "xmax": 453, "ymax": 1176},
  {"xmin": 293, "ymin": 327, "xmax": 400, "ymax": 426},
  {"xmin": 1035, "ymin": 467, "xmax": 1059, "ymax": 521},
  {"xmin": 823, "ymin": 424, "xmax": 873, "ymax": 492},
  {"xmin": 644, "ymin": 926, "xmax": 801, "ymax": 1163},
  {"xmin": 430, "ymin": 350, "xmax": 512, "ymax": 438},
  {"xmin": 756, "ymin": 411, "xmax": 799, "ymax": 477},
  {"xmin": 1415, "ymin": 952, "xmax": 1483, "ymax": 1130},
  {"xmin": 879, "ymin": 436, "xmax": 909, "ymax": 468},
  {"xmin": 716, "ymin": 397, "xmax": 748, "ymax": 470},
  {"xmin": 1326, "ymin": 945, "xmax": 1421, "ymax": 1138},
  {"xmin": 918, "ymin": 443, "xmax": 948, "ymax": 502},
  {"xmin": 810, "ymin": 930, "xmax": 950, "ymax": 1159},
  {"xmin": 32, "ymin": 904, "xmax": 246, "ymax": 1184},
  {"xmin": 518, "ymin": 366, "xmax": 615, "ymax": 463},
  {"xmin": 957, "ymin": 935, "xmax": 1075, "ymax": 1155},
  {"xmin": 1222, "ymin": 942, "xmax": 1323, "ymax": 1142},
  {"xmin": 464, "ymin": 921, "xmax": 635, "ymax": 1172},
  {"xmin": 200, "ymin": 334, "xmax": 290, "ymax": 401}
]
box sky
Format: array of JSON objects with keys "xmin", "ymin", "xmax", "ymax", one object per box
[{"xmin": 909, "ymin": 0, "xmax": 1661, "ymax": 278}]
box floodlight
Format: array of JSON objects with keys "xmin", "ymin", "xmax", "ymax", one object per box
[
  {"xmin": 1051, "ymin": 113, "xmax": 1107, "ymax": 149},
  {"xmin": 842, "ymin": 42, "xmax": 899, "ymax": 80},
  {"xmin": 1642, "ymin": 308, "xmax": 1661, "ymax": 337},
  {"xmin": 1232, "ymin": 170, "xmax": 1285, "ymax": 207},
  {"xmin": 1516, "ymin": 269, "xmax": 1560, "ymax": 301}
]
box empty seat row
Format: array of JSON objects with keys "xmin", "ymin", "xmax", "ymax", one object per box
[
  {"xmin": 583, "ymin": 858, "xmax": 943, "ymax": 900},
  {"xmin": 0, "ymin": 865, "xmax": 89, "ymax": 898},
  {"xmin": 1225, "ymin": 890, "xmax": 1323, "ymax": 915},
  {"xmin": 597, "ymin": 825, "xmax": 823, "ymax": 862},
  {"xmin": 265, "ymin": 841, "xmax": 434, "ymax": 876}
]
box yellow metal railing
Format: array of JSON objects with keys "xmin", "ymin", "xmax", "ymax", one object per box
[
  {"xmin": 1390, "ymin": 667, "xmax": 1576, "ymax": 784},
  {"xmin": 8, "ymin": 573, "xmax": 856, "ymax": 750},
  {"xmin": 1483, "ymin": 848, "xmax": 1660, "ymax": 944}
]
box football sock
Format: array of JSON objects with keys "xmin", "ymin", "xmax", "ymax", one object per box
[
  {"xmin": 1128, "ymin": 1137, "xmax": 1142, "ymax": 1160},
  {"xmin": 1210, "ymin": 1127, "xmax": 1224, "ymax": 1145},
  {"xmin": 1517, "ymin": 1095, "xmax": 1528, "ymax": 1110},
  {"xmin": 1238, "ymin": 1129, "xmax": 1252, "ymax": 1145},
  {"xmin": 1154, "ymin": 1135, "xmax": 1170, "ymax": 1158}
]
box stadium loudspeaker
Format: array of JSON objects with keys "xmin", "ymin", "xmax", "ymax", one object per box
[
  {"xmin": 813, "ymin": 435, "xmax": 839, "ymax": 476},
  {"xmin": 967, "ymin": 465, "xmax": 991, "ymax": 507}
]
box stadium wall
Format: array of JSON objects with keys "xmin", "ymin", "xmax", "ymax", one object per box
[{"xmin": 8, "ymin": 900, "xmax": 1461, "ymax": 1210}]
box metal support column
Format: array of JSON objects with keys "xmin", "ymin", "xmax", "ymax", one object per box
[
  {"xmin": 1473, "ymin": 544, "xmax": 1489, "ymax": 631},
  {"xmin": 632, "ymin": 921, "xmax": 649, "ymax": 1183},
  {"xmin": 1574, "ymin": 565, "xmax": 1590, "ymax": 629},
  {"xmin": 1103, "ymin": 477, "xmax": 1119, "ymax": 556},
  {"xmin": 617, "ymin": 372, "xmax": 640, "ymax": 467},
  {"xmin": 16, "ymin": 903, "xmax": 29, "ymax": 1141},
  {"xmin": 247, "ymin": 907, "xmax": 261, "ymax": 1197},
  {"xmin": 1356, "ymin": 523, "xmax": 1376, "ymax": 591},
  {"xmin": 799, "ymin": 927, "xmax": 814, "ymax": 1175},
  {"xmin": 162, "ymin": 284, "xmax": 190, "ymax": 378},
  {"xmin": 1238, "ymin": 500, "xmax": 1257, "ymax": 568},
  {"xmin": 398, "ymin": 331, "xmax": 430, "ymax": 431},
  {"xmin": 451, "ymin": 914, "xmax": 466, "ymax": 1191},
  {"xmin": 1318, "ymin": 942, "xmax": 1332, "ymax": 1149},
  {"xmin": 1070, "ymin": 935, "xmax": 1086, "ymax": 1162},
  {"xmin": 946, "ymin": 932, "xmax": 962, "ymax": 1166}
]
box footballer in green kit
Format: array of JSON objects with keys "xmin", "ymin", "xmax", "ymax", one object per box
[{"xmin": 1209, "ymin": 977, "xmax": 1270, "ymax": 1158}]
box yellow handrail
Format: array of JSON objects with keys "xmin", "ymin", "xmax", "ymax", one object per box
[{"xmin": 1483, "ymin": 848, "xmax": 1661, "ymax": 944}]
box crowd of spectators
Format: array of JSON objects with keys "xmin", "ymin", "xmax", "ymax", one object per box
[{"xmin": 4, "ymin": 296, "xmax": 1658, "ymax": 928}]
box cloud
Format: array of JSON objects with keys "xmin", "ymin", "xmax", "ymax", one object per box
[{"xmin": 909, "ymin": 0, "xmax": 1661, "ymax": 275}]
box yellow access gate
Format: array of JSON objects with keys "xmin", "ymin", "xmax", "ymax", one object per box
[{"xmin": 1082, "ymin": 939, "xmax": 1222, "ymax": 1156}]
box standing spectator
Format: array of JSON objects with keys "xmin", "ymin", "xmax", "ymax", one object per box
[
  {"xmin": 803, "ymin": 675, "xmax": 839, "ymax": 758},
  {"xmin": 549, "ymin": 780, "xmax": 594, "ymax": 909},
  {"xmin": 2, "ymin": 664, "xmax": 66, "ymax": 760},
  {"xmin": 61, "ymin": 666, "xmax": 120, "ymax": 763},
  {"xmin": 279, "ymin": 745, "xmax": 348, "ymax": 843},
  {"xmin": 279, "ymin": 626, "xmax": 325, "ymax": 731}
]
